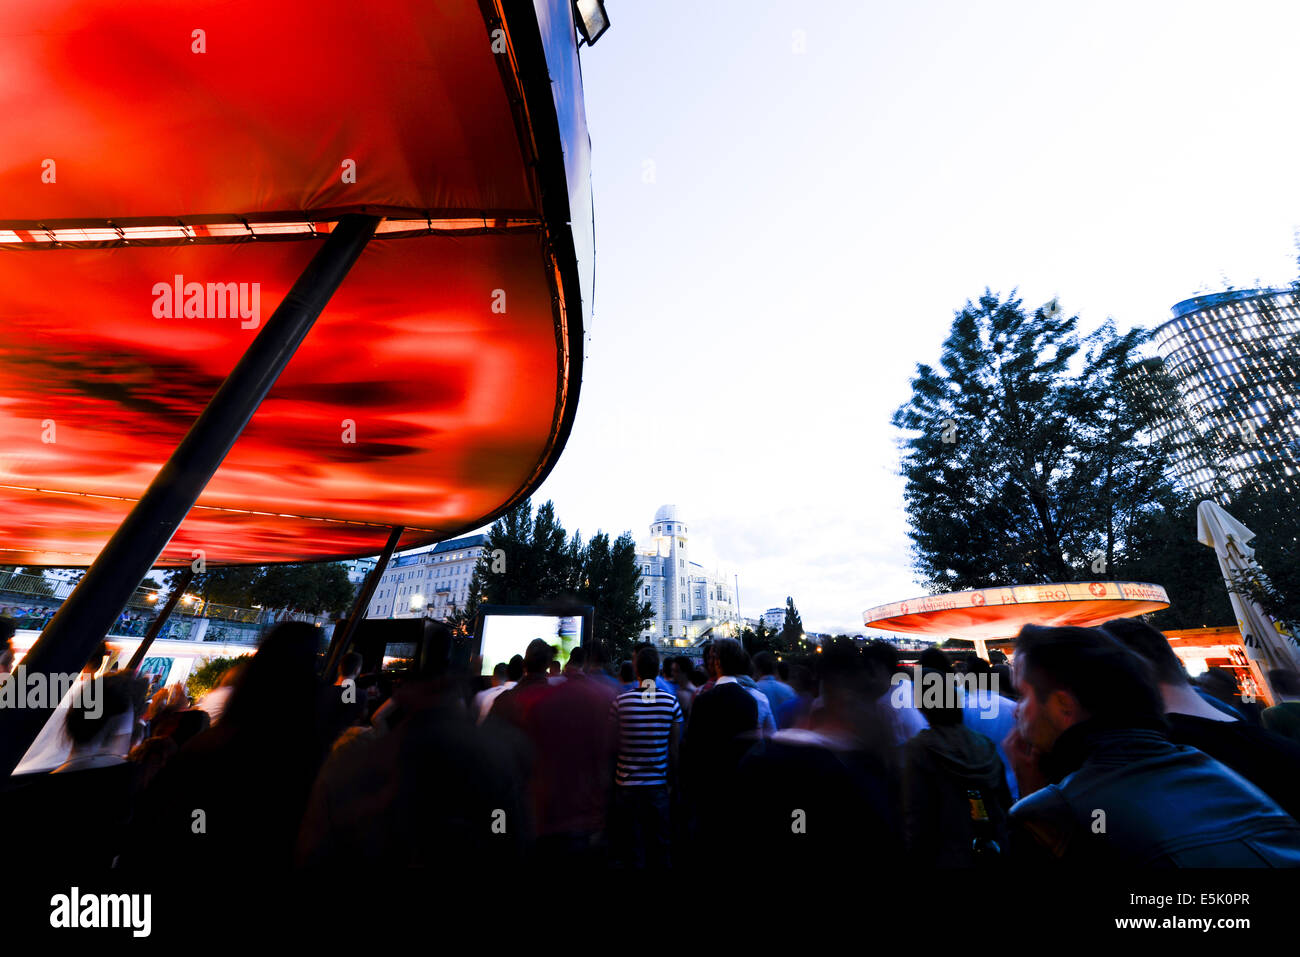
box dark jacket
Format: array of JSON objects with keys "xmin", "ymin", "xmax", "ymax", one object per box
[
  {"xmin": 1166, "ymin": 712, "xmax": 1300, "ymax": 822},
  {"xmin": 682, "ymin": 682, "xmax": 757, "ymax": 839},
  {"xmin": 904, "ymin": 724, "xmax": 1012, "ymax": 867},
  {"xmin": 1009, "ymin": 718, "xmax": 1300, "ymax": 867}
]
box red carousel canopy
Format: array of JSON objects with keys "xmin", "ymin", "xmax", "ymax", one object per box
[
  {"xmin": 0, "ymin": 0, "xmax": 590, "ymax": 566},
  {"xmin": 863, "ymin": 582, "xmax": 1171, "ymax": 642}
]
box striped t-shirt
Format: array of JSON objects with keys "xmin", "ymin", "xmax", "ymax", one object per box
[{"xmin": 609, "ymin": 684, "xmax": 683, "ymax": 786}]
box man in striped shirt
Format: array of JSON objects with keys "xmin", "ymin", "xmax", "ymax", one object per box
[{"xmin": 608, "ymin": 644, "xmax": 682, "ymax": 868}]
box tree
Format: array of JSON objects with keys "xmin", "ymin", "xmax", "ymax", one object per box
[
  {"xmin": 892, "ymin": 290, "xmax": 1187, "ymax": 591},
  {"xmin": 163, "ymin": 562, "xmax": 353, "ymax": 618},
  {"xmin": 456, "ymin": 499, "xmax": 652, "ymax": 663},
  {"xmin": 779, "ymin": 596, "xmax": 803, "ymax": 651}
]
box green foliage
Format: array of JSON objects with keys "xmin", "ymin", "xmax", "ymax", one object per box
[
  {"xmin": 184, "ymin": 654, "xmax": 249, "ymax": 702},
  {"xmin": 164, "ymin": 562, "xmax": 354, "ymax": 617},
  {"xmin": 455, "ymin": 499, "xmax": 653, "ymax": 663},
  {"xmin": 893, "ymin": 290, "xmax": 1187, "ymax": 591},
  {"xmin": 779, "ymin": 597, "xmax": 803, "ymax": 651}
]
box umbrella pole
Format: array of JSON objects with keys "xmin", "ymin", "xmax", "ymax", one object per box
[
  {"xmin": 124, "ymin": 567, "xmax": 196, "ymax": 674},
  {"xmin": 321, "ymin": 524, "xmax": 404, "ymax": 678},
  {"xmin": 0, "ymin": 214, "xmax": 381, "ymax": 779}
]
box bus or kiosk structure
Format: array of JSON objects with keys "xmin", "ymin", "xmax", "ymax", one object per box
[{"xmin": 0, "ymin": 0, "xmax": 601, "ymax": 776}]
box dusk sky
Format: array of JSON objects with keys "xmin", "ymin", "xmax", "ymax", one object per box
[{"xmin": 509, "ymin": 0, "xmax": 1300, "ymax": 634}]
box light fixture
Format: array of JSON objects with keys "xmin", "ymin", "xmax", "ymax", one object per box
[{"xmin": 574, "ymin": 0, "xmax": 610, "ymax": 45}]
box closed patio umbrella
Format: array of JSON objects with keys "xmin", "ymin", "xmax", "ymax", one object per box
[{"xmin": 1196, "ymin": 500, "xmax": 1300, "ymax": 693}]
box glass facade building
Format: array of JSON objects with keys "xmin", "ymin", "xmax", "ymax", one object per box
[{"xmin": 1149, "ymin": 288, "xmax": 1300, "ymax": 499}]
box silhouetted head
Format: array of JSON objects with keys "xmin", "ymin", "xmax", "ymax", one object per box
[
  {"xmin": 753, "ymin": 651, "xmax": 777, "ymax": 677},
  {"xmin": 1269, "ymin": 668, "xmax": 1300, "ymax": 701},
  {"xmin": 1013, "ymin": 625, "xmax": 1162, "ymax": 754},
  {"xmin": 713, "ymin": 638, "xmax": 747, "ymax": 677},
  {"xmin": 223, "ymin": 621, "xmax": 321, "ymax": 735},
  {"xmin": 524, "ymin": 638, "xmax": 553, "ymax": 676},
  {"xmin": 506, "ymin": 654, "xmax": 525, "ymax": 683},
  {"xmin": 918, "ymin": 647, "xmax": 950, "ymax": 674},
  {"xmin": 636, "ymin": 645, "xmax": 660, "ymax": 682},
  {"xmin": 1100, "ymin": 618, "xmax": 1188, "ymax": 686}
]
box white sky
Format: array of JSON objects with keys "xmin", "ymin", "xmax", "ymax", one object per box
[{"xmin": 518, "ymin": 0, "xmax": 1300, "ymax": 634}]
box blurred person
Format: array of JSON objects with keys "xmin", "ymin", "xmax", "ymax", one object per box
[
  {"xmin": 731, "ymin": 648, "xmax": 776, "ymax": 736},
  {"xmin": 734, "ymin": 639, "xmax": 900, "ymax": 868},
  {"xmin": 195, "ymin": 657, "xmax": 249, "ymax": 728},
  {"xmin": 55, "ymin": 671, "xmax": 145, "ymax": 773},
  {"xmin": 1103, "ymin": 617, "xmax": 1300, "ymax": 821},
  {"xmin": 863, "ymin": 640, "xmax": 926, "ymax": 746},
  {"xmin": 125, "ymin": 622, "xmax": 330, "ymax": 869},
  {"xmin": 585, "ymin": 642, "xmax": 621, "ymax": 694},
  {"xmin": 991, "ymin": 663, "xmax": 1017, "ymax": 702},
  {"xmin": 681, "ymin": 638, "xmax": 758, "ymax": 846},
  {"xmin": 754, "ymin": 651, "xmax": 796, "ymax": 715},
  {"xmin": 524, "ymin": 641, "xmax": 617, "ymax": 865},
  {"xmin": 1004, "ymin": 625, "xmax": 1300, "ymax": 866},
  {"xmin": 490, "ymin": 639, "xmax": 556, "ymax": 729},
  {"xmin": 608, "ymin": 644, "xmax": 682, "ymax": 868},
  {"xmin": 319, "ymin": 651, "xmax": 365, "ymax": 746},
  {"xmin": 298, "ymin": 622, "xmax": 529, "ymax": 868},
  {"xmin": 669, "ymin": 655, "xmax": 698, "ymax": 722},
  {"xmin": 548, "ymin": 657, "xmax": 564, "ymax": 684},
  {"xmin": 619, "ymin": 660, "xmax": 636, "ymax": 691},
  {"xmin": 776, "ymin": 659, "xmax": 791, "ymax": 683},
  {"xmin": 1262, "ymin": 669, "xmax": 1300, "ymax": 744},
  {"xmin": 774, "ymin": 663, "xmax": 816, "ymax": 730},
  {"xmin": 563, "ymin": 645, "xmax": 588, "ymax": 678},
  {"xmin": 474, "ymin": 657, "xmax": 520, "ymax": 725},
  {"xmin": 903, "ymin": 667, "xmax": 1012, "ymax": 866},
  {"xmin": 952, "ymin": 653, "xmax": 1019, "ymax": 801},
  {"xmin": 0, "ymin": 615, "xmax": 16, "ymax": 674},
  {"xmin": 1197, "ymin": 667, "xmax": 1262, "ymax": 724},
  {"xmin": 6, "ymin": 670, "xmax": 147, "ymax": 868}
]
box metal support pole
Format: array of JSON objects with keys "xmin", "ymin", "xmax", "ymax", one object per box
[
  {"xmin": 321, "ymin": 525, "xmax": 404, "ymax": 678},
  {"xmin": 0, "ymin": 214, "xmax": 380, "ymax": 778},
  {"xmin": 124, "ymin": 567, "xmax": 195, "ymax": 674}
]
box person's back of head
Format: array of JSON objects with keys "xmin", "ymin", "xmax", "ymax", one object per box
[
  {"xmin": 918, "ymin": 667, "xmax": 963, "ymax": 727},
  {"xmin": 753, "ymin": 651, "xmax": 777, "ymax": 677},
  {"xmin": 548, "ymin": 660, "xmax": 561, "ymax": 676},
  {"xmin": 918, "ymin": 647, "xmax": 951, "ymax": 674},
  {"xmin": 1197, "ymin": 667, "xmax": 1240, "ymax": 703},
  {"xmin": 506, "ymin": 654, "xmax": 525, "ymax": 683},
  {"xmin": 66, "ymin": 671, "xmax": 144, "ymax": 750},
  {"xmin": 777, "ymin": 660, "xmax": 790, "ymax": 682},
  {"xmin": 1268, "ymin": 668, "xmax": 1300, "ymax": 701},
  {"xmin": 1100, "ymin": 618, "xmax": 1187, "ymax": 686},
  {"xmin": 991, "ymin": 663, "xmax": 1016, "ymax": 700},
  {"xmin": 960, "ymin": 653, "xmax": 991, "ymax": 676},
  {"xmin": 620, "ymin": 661, "xmax": 635, "ymax": 684},
  {"xmin": 524, "ymin": 638, "xmax": 553, "ymax": 676},
  {"xmin": 1014, "ymin": 625, "xmax": 1163, "ymax": 728},
  {"xmin": 338, "ymin": 651, "xmax": 363, "ymax": 683},
  {"xmin": 635, "ymin": 645, "xmax": 660, "ymax": 683},
  {"xmin": 491, "ymin": 661, "xmax": 508, "ymax": 684},
  {"xmin": 566, "ymin": 645, "xmax": 586, "ymax": 670},
  {"xmin": 861, "ymin": 639, "xmax": 900, "ymax": 678},
  {"xmin": 713, "ymin": 638, "xmax": 747, "ymax": 677},
  {"xmin": 224, "ymin": 620, "xmax": 321, "ymax": 736}
]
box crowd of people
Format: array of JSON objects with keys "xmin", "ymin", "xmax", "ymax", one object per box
[{"xmin": 3, "ymin": 614, "xmax": 1300, "ymax": 870}]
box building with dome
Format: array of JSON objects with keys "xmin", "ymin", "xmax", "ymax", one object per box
[{"xmin": 634, "ymin": 505, "xmax": 740, "ymax": 649}]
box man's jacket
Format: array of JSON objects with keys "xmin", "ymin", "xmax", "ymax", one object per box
[{"xmin": 1009, "ymin": 717, "xmax": 1300, "ymax": 867}]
